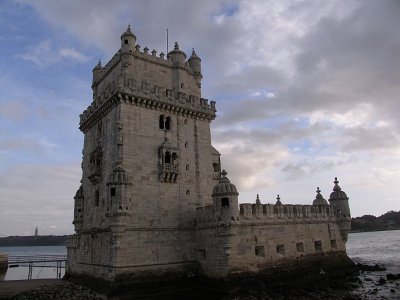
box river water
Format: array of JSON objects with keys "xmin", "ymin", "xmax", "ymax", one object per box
[
  {"xmin": 0, "ymin": 231, "xmax": 399, "ymax": 297},
  {"xmin": 0, "ymin": 245, "xmax": 67, "ymax": 280},
  {"xmin": 347, "ymin": 229, "xmax": 400, "ymax": 299}
]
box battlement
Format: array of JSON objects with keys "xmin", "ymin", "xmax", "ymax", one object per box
[
  {"xmin": 79, "ymin": 91, "xmax": 216, "ymax": 132},
  {"xmin": 196, "ymin": 203, "xmax": 336, "ymax": 227},
  {"xmin": 79, "ymin": 28, "xmax": 214, "ymax": 132}
]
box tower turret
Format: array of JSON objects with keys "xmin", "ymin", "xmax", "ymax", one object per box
[
  {"xmin": 73, "ymin": 185, "xmax": 84, "ymax": 233},
  {"xmin": 329, "ymin": 177, "xmax": 351, "ymax": 241},
  {"xmin": 92, "ymin": 59, "xmax": 103, "ymax": 89},
  {"xmin": 313, "ymin": 187, "xmax": 328, "ymax": 205},
  {"xmin": 188, "ymin": 48, "xmax": 202, "ymax": 76},
  {"xmin": 167, "ymin": 42, "xmax": 187, "ymax": 65},
  {"xmin": 120, "ymin": 25, "xmax": 136, "ymax": 53},
  {"xmin": 212, "ymin": 170, "xmax": 239, "ymax": 224}
]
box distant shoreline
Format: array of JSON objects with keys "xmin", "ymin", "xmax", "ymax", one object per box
[{"xmin": 0, "ymin": 235, "xmax": 69, "ymax": 247}]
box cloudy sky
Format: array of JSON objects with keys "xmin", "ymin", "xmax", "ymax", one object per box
[{"xmin": 0, "ymin": 0, "xmax": 399, "ymax": 236}]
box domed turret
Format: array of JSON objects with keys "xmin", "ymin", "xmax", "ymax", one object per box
[
  {"xmin": 212, "ymin": 170, "xmax": 238, "ymax": 197},
  {"xmin": 212, "ymin": 170, "xmax": 239, "ymax": 224},
  {"xmin": 329, "ymin": 177, "xmax": 350, "ymax": 217},
  {"xmin": 73, "ymin": 185, "xmax": 84, "ymax": 233},
  {"xmin": 92, "ymin": 59, "xmax": 103, "ymax": 87},
  {"xmin": 188, "ymin": 48, "xmax": 202, "ymax": 76},
  {"xmin": 121, "ymin": 25, "xmax": 136, "ymax": 53},
  {"xmin": 167, "ymin": 42, "xmax": 187, "ymax": 64},
  {"xmin": 313, "ymin": 187, "xmax": 328, "ymax": 205},
  {"xmin": 329, "ymin": 177, "xmax": 351, "ymax": 241},
  {"xmin": 329, "ymin": 177, "xmax": 348, "ymax": 201}
]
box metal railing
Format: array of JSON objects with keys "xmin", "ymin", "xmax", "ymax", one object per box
[{"xmin": 6, "ymin": 255, "xmax": 67, "ymax": 279}]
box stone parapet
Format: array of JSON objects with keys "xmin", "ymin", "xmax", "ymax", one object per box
[
  {"xmin": 196, "ymin": 203, "xmax": 336, "ymax": 227},
  {"xmin": 80, "ymin": 92, "xmax": 216, "ymax": 132}
]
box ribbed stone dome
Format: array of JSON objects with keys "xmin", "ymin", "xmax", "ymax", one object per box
[
  {"xmin": 212, "ymin": 170, "xmax": 238, "ymax": 196},
  {"xmin": 121, "ymin": 25, "xmax": 136, "ymax": 40},
  {"xmin": 329, "ymin": 177, "xmax": 348, "ymax": 200},
  {"xmin": 313, "ymin": 187, "xmax": 328, "ymax": 205}
]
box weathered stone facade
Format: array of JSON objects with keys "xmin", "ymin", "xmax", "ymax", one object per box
[{"xmin": 66, "ymin": 26, "xmax": 351, "ymax": 283}]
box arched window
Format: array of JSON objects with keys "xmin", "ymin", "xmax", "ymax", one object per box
[{"xmin": 159, "ymin": 115, "xmax": 171, "ymax": 131}]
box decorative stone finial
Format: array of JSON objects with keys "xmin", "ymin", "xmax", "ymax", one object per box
[
  {"xmin": 313, "ymin": 186, "xmax": 328, "ymax": 205},
  {"xmin": 97, "ymin": 59, "xmax": 101, "ymax": 66},
  {"xmin": 221, "ymin": 169, "xmax": 227, "ymax": 178},
  {"xmin": 174, "ymin": 42, "xmax": 179, "ymax": 50},
  {"xmin": 143, "ymin": 47, "xmax": 149, "ymax": 54},
  {"xmin": 160, "ymin": 52, "xmax": 165, "ymax": 59},
  {"xmin": 256, "ymin": 194, "xmax": 261, "ymax": 205},
  {"xmin": 276, "ymin": 194, "xmax": 282, "ymax": 205},
  {"xmin": 152, "ymin": 49, "xmax": 157, "ymax": 56},
  {"xmin": 135, "ymin": 44, "xmax": 141, "ymax": 52},
  {"xmin": 333, "ymin": 177, "xmax": 341, "ymax": 191},
  {"xmin": 127, "ymin": 25, "xmax": 131, "ymax": 32}
]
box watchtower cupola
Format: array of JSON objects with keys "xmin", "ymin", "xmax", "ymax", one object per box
[
  {"xmin": 188, "ymin": 48, "xmax": 202, "ymax": 76},
  {"xmin": 121, "ymin": 25, "xmax": 136, "ymax": 53},
  {"xmin": 329, "ymin": 177, "xmax": 351, "ymax": 241},
  {"xmin": 212, "ymin": 170, "xmax": 239, "ymax": 224},
  {"xmin": 92, "ymin": 59, "xmax": 103, "ymax": 88},
  {"xmin": 167, "ymin": 42, "xmax": 187, "ymax": 65},
  {"xmin": 313, "ymin": 187, "xmax": 328, "ymax": 206}
]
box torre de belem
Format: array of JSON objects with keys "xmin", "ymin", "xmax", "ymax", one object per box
[{"xmin": 66, "ymin": 26, "xmax": 352, "ymax": 283}]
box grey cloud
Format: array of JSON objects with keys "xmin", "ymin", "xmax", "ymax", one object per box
[{"xmin": 0, "ymin": 163, "xmax": 80, "ymax": 236}]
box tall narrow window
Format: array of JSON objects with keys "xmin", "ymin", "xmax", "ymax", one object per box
[
  {"xmin": 165, "ymin": 116, "xmax": 171, "ymax": 130},
  {"xmin": 165, "ymin": 151, "xmax": 171, "ymax": 163},
  {"xmin": 213, "ymin": 163, "xmax": 219, "ymax": 172},
  {"xmin": 159, "ymin": 115, "xmax": 165, "ymax": 129},
  {"xmin": 94, "ymin": 190, "xmax": 99, "ymax": 207},
  {"xmin": 110, "ymin": 187, "xmax": 116, "ymax": 197}
]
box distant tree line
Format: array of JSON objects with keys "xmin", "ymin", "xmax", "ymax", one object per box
[
  {"xmin": 0, "ymin": 235, "xmax": 69, "ymax": 247},
  {"xmin": 351, "ymin": 210, "xmax": 400, "ymax": 232}
]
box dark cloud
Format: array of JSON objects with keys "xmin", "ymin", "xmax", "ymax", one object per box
[{"xmin": 6, "ymin": 0, "xmax": 400, "ymax": 223}]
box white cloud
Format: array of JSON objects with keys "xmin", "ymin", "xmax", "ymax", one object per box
[{"xmin": 17, "ymin": 39, "xmax": 90, "ymax": 66}]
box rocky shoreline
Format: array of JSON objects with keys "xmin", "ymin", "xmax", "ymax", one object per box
[{"xmin": 2, "ymin": 262, "xmax": 399, "ymax": 299}]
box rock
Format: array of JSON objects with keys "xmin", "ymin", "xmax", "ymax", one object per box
[
  {"xmin": 357, "ymin": 263, "xmax": 386, "ymax": 271},
  {"xmin": 378, "ymin": 277, "xmax": 386, "ymax": 285},
  {"xmin": 387, "ymin": 273, "xmax": 398, "ymax": 280},
  {"xmin": 365, "ymin": 277, "xmax": 372, "ymax": 281}
]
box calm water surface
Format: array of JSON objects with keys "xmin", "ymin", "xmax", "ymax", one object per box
[
  {"xmin": 0, "ymin": 245, "xmax": 66, "ymax": 280},
  {"xmin": 0, "ymin": 231, "xmax": 399, "ymax": 287}
]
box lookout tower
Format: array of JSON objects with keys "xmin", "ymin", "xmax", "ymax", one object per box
[{"xmin": 67, "ymin": 26, "xmax": 220, "ymax": 282}]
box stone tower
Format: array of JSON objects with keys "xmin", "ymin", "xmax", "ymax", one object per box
[
  {"xmin": 67, "ymin": 26, "xmax": 220, "ymax": 282},
  {"xmin": 329, "ymin": 177, "xmax": 351, "ymax": 241}
]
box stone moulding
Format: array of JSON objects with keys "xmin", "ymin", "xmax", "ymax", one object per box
[{"xmin": 80, "ymin": 92, "xmax": 216, "ymax": 133}]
